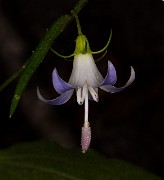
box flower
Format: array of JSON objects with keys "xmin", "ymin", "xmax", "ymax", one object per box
[{"xmin": 37, "ymin": 13, "xmax": 135, "ymax": 153}]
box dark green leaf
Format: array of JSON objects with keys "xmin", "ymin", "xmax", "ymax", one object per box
[{"xmin": 0, "ymin": 141, "xmax": 161, "ymax": 180}]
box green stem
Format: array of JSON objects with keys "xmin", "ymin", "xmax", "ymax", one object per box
[
  {"xmin": 0, "ymin": 62, "xmax": 27, "ymax": 92},
  {"xmin": 9, "ymin": 0, "xmax": 88, "ymax": 118},
  {"xmin": 71, "ymin": 11, "xmax": 82, "ymax": 35}
]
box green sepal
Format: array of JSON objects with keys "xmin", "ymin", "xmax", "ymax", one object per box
[
  {"xmin": 74, "ymin": 34, "xmax": 91, "ymax": 54},
  {"xmin": 95, "ymin": 50, "xmax": 108, "ymax": 62},
  {"xmin": 91, "ymin": 29, "xmax": 112, "ymax": 54},
  {"xmin": 50, "ymin": 48, "xmax": 75, "ymax": 59}
]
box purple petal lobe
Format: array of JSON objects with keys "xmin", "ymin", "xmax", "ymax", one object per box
[
  {"xmin": 52, "ymin": 68, "xmax": 74, "ymax": 94},
  {"xmin": 100, "ymin": 66, "xmax": 135, "ymax": 93},
  {"xmin": 101, "ymin": 61, "xmax": 117, "ymax": 86},
  {"xmin": 37, "ymin": 87, "xmax": 74, "ymax": 105}
]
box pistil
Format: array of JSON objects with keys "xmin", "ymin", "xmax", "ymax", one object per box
[{"xmin": 83, "ymin": 83, "xmax": 89, "ymax": 124}]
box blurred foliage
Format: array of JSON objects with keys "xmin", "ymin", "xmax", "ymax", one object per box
[{"xmin": 0, "ymin": 140, "xmax": 161, "ymax": 180}]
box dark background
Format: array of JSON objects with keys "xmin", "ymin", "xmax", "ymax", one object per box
[{"xmin": 0, "ymin": 0, "xmax": 163, "ymax": 178}]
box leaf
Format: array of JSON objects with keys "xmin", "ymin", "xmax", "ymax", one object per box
[
  {"xmin": 9, "ymin": 0, "xmax": 88, "ymax": 117},
  {"xmin": 0, "ymin": 141, "xmax": 161, "ymax": 180}
]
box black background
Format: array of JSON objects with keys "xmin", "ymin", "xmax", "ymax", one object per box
[{"xmin": 0, "ymin": 0, "xmax": 163, "ymax": 178}]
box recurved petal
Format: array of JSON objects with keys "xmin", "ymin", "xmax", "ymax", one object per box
[
  {"xmin": 52, "ymin": 68, "xmax": 74, "ymax": 94},
  {"xmin": 37, "ymin": 88, "xmax": 74, "ymax": 105},
  {"xmin": 100, "ymin": 66, "xmax": 135, "ymax": 93},
  {"xmin": 101, "ymin": 61, "xmax": 117, "ymax": 86}
]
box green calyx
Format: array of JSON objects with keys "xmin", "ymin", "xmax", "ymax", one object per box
[
  {"xmin": 74, "ymin": 34, "xmax": 91, "ymax": 55},
  {"xmin": 51, "ymin": 12, "xmax": 112, "ymax": 59}
]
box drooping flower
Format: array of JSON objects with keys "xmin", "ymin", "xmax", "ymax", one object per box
[{"xmin": 37, "ymin": 12, "xmax": 135, "ymax": 153}]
